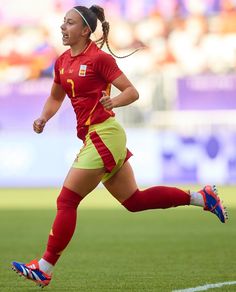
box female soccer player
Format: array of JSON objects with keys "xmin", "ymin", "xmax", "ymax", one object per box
[{"xmin": 12, "ymin": 5, "xmax": 227, "ymax": 288}]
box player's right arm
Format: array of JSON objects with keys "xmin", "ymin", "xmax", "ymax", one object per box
[{"xmin": 33, "ymin": 82, "xmax": 66, "ymax": 134}]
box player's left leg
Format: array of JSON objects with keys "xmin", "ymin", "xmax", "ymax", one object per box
[
  {"xmin": 103, "ymin": 161, "xmax": 190, "ymax": 209},
  {"xmin": 103, "ymin": 161, "xmax": 228, "ymax": 223}
]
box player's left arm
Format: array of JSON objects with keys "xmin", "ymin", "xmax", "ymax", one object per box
[{"xmin": 100, "ymin": 73, "xmax": 139, "ymax": 110}]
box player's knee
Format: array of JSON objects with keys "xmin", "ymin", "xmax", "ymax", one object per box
[{"xmin": 57, "ymin": 186, "xmax": 83, "ymax": 210}]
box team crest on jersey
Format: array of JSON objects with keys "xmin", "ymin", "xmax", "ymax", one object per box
[
  {"xmin": 79, "ymin": 65, "xmax": 87, "ymax": 76},
  {"xmin": 59, "ymin": 68, "xmax": 64, "ymax": 74}
]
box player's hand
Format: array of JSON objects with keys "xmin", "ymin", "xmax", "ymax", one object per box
[
  {"xmin": 100, "ymin": 91, "xmax": 114, "ymax": 110},
  {"xmin": 33, "ymin": 118, "xmax": 46, "ymax": 134}
]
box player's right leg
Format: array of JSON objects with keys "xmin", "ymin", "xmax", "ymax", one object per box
[{"xmin": 12, "ymin": 167, "xmax": 105, "ymax": 287}]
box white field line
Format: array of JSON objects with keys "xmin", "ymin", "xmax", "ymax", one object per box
[{"xmin": 172, "ymin": 281, "xmax": 236, "ymax": 292}]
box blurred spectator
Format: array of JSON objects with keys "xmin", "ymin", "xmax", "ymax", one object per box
[{"xmin": 220, "ymin": 0, "xmax": 236, "ymax": 33}]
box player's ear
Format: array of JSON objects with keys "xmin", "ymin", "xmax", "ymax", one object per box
[{"xmin": 81, "ymin": 26, "xmax": 90, "ymax": 37}]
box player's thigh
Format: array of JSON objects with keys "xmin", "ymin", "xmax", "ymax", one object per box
[
  {"xmin": 63, "ymin": 167, "xmax": 105, "ymax": 198},
  {"xmin": 103, "ymin": 161, "xmax": 138, "ymax": 203}
]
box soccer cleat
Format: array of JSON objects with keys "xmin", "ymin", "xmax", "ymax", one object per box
[
  {"xmin": 12, "ymin": 259, "xmax": 51, "ymax": 288},
  {"xmin": 198, "ymin": 185, "xmax": 228, "ymax": 223}
]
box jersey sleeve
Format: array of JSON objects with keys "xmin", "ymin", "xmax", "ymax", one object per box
[
  {"xmin": 93, "ymin": 53, "xmax": 123, "ymax": 83},
  {"xmin": 53, "ymin": 58, "xmax": 61, "ymax": 84}
]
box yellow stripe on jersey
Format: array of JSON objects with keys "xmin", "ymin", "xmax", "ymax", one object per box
[{"xmin": 85, "ymin": 83, "xmax": 112, "ymax": 126}]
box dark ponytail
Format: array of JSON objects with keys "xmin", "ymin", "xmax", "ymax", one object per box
[
  {"xmin": 89, "ymin": 5, "xmax": 108, "ymax": 50},
  {"xmin": 89, "ymin": 5, "xmax": 140, "ymax": 59}
]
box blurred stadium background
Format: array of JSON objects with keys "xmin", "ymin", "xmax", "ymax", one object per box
[{"xmin": 1, "ymin": 0, "xmax": 236, "ymax": 188}]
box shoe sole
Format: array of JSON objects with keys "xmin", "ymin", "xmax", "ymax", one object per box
[{"xmin": 208, "ymin": 185, "xmax": 228, "ymax": 223}]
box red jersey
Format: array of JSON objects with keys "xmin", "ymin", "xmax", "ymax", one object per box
[{"xmin": 54, "ymin": 41, "xmax": 123, "ymax": 140}]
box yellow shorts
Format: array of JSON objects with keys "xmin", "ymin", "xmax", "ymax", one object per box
[{"xmin": 72, "ymin": 117, "xmax": 132, "ymax": 183}]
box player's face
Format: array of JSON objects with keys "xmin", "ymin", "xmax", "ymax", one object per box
[{"xmin": 61, "ymin": 9, "xmax": 89, "ymax": 46}]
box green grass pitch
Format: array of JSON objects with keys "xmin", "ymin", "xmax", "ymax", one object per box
[{"xmin": 0, "ymin": 186, "xmax": 236, "ymax": 291}]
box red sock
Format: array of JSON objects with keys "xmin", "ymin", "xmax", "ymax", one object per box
[
  {"xmin": 42, "ymin": 187, "xmax": 83, "ymax": 265},
  {"xmin": 122, "ymin": 186, "xmax": 190, "ymax": 212}
]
